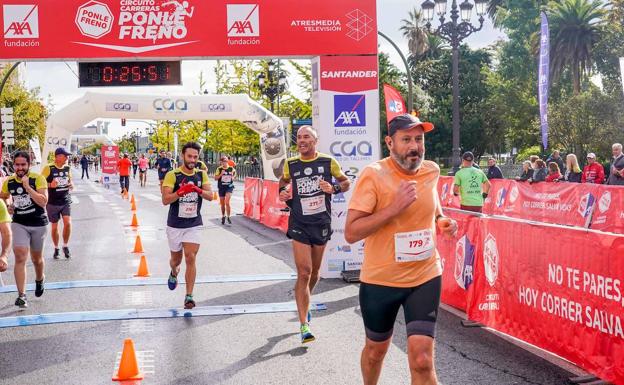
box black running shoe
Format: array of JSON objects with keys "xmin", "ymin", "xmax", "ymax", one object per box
[
  {"xmin": 227, "ymin": 217, "xmax": 232, "ymax": 225},
  {"xmin": 35, "ymin": 279, "xmax": 44, "ymax": 297},
  {"xmin": 63, "ymin": 247, "xmax": 71, "ymax": 259},
  {"xmin": 52, "ymin": 248, "xmax": 60, "ymax": 260},
  {"xmin": 221, "ymin": 216, "xmax": 226, "ymax": 225},
  {"xmin": 184, "ymin": 294, "xmax": 196, "ymax": 309},
  {"xmin": 15, "ymin": 294, "xmax": 27, "ymax": 308}
]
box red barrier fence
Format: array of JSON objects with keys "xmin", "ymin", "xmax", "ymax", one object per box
[
  {"xmin": 438, "ymin": 176, "xmax": 624, "ymax": 234},
  {"xmin": 244, "ymin": 178, "xmax": 288, "ymax": 233},
  {"xmin": 438, "ymin": 212, "xmax": 624, "ymax": 385}
]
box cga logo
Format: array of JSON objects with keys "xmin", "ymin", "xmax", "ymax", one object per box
[
  {"xmin": 483, "ymin": 233, "xmax": 499, "ymax": 287},
  {"xmin": 3, "ymin": 4, "xmax": 39, "ymax": 38},
  {"xmin": 227, "ymin": 4, "xmax": 259, "ymax": 37},
  {"xmin": 105, "ymin": 102, "xmax": 138, "ymax": 112},
  {"xmin": 201, "ymin": 103, "xmax": 232, "ymax": 112},
  {"xmin": 454, "ymin": 235, "xmax": 475, "ymax": 290},
  {"xmin": 598, "ymin": 191, "xmax": 611, "ymax": 214},
  {"xmin": 330, "ymin": 141, "xmax": 372, "ymax": 158},
  {"xmin": 578, "ymin": 193, "xmax": 595, "ymax": 218},
  {"xmin": 334, "ymin": 94, "xmax": 366, "ymax": 127},
  {"xmin": 153, "ymin": 98, "xmax": 188, "ymax": 112}
]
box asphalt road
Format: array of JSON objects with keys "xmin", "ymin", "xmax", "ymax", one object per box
[{"xmin": 0, "ymin": 169, "xmax": 576, "ymax": 385}]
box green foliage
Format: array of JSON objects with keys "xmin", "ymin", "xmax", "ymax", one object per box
[
  {"xmin": 81, "ymin": 142, "xmax": 103, "ymax": 155},
  {"xmin": 516, "ymin": 145, "xmax": 542, "ymax": 162}
]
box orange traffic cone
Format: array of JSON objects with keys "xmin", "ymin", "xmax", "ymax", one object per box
[
  {"xmin": 130, "ymin": 200, "xmax": 137, "ymax": 211},
  {"xmin": 130, "ymin": 213, "xmax": 139, "ymax": 227},
  {"xmin": 134, "ymin": 255, "xmax": 150, "ymax": 277},
  {"xmin": 132, "ymin": 235, "xmax": 144, "ymax": 253},
  {"xmin": 130, "ymin": 194, "xmax": 136, "ymax": 205},
  {"xmin": 112, "ymin": 338, "xmax": 144, "ymax": 381}
]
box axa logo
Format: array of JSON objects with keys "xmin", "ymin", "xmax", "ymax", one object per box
[
  {"xmin": 3, "ymin": 5, "xmax": 39, "ymax": 39},
  {"xmin": 483, "ymin": 233, "xmax": 499, "ymax": 287},
  {"xmin": 334, "ymin": 94, "xmax": 366, "ymax": 127},
  {"xmin": 153, "ymin": 98, "xmax": 188, "ymax": 112},
  {"xmin": 227, "ymin": 4, "xmax": 259, "ymax": 37},
  {"xmin": 330, "ymin": 141, "xmax": 372, "ymax": 158}
]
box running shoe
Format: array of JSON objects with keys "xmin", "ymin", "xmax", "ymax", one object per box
[
  {"xmin": 15, "ymin": 294, "xmax": 28, "ymax": 308},
  {"xmin": 35, "ymin": 279, "xmax": 44, "ymax": 297},
  {"xmin": 226, "ymin": 217, "xmax": 232, "ymax": 225},
  {"xmin": 221, "ymin": 216, "xmax": 226, "ymax": 225},
  {"xmin": 168, "ymin": 271, "xmax": 178, "ymax": 290},
  {"xmin": 184, "ymin": 294, "xmax": 196, "ymax": 309},
  {"xmin": 63, "ymin": 247, "xmax": 71, "ymax": 259},
  {"xmin": 52, "ymin": 248, "xmax": 60, "ymax": 260},
  {"xmin": 300, "ymin": 323, "xmax": 315, "ymax": 344}
]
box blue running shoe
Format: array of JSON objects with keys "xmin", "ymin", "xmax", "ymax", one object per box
[
  {"xmin": 168, "ymin": 271, "xmax": 178, "ymax": 291},
  {"xmin": 300, "ymin": 323, "xmax": 315, "ymax": 344}
]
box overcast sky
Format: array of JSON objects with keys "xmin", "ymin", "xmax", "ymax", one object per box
[{"xmin": 23, "ymin": 0, "xmax": 505, "ymax": 140}]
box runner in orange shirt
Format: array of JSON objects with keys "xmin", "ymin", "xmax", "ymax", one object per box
[
  {"xmin": 117, "ymin": 154, "xmax": 132, "ymax": 195},
  {"xmin": 345, "ymin": 114, "xmax": 457, "ymax": 385}
]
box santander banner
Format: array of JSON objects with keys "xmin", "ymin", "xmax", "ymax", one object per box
[
  {"xmin": 312, "ymin": 55, "xmax": 380, "ymax": 278},
  {"xmin": 101, "ymin": 144, "xmax": 118, "ymax": 174},
  {"xmin": 0, "ymin": 0, "xmax": 376, "ymax": 59}
]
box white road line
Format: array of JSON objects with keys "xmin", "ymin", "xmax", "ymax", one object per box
[
  {"xmin": 115, "ymin": 350, "xmax": 155, "ymax": 375},
  {"xmin": 88, "ymin": 194, "xmax": 107, "ymax": 203},
  {"xmin": 123, "ymin": 291, "xmax": 153, "ymax": 306},
  {"xmin": 140, "ymin": 193, "xmax": 161, "ymax": 202},
  {"xmin": 120, "ymin": 319, "xmax": 155, "ymax": 334},
  {"xmin": 254, "ymin": 239, "xmax": 292, "ymax": 248}
]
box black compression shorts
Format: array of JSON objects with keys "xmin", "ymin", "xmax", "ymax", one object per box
[
  {"xmin": 359, "ymin": 276, "xmax": 442, "ymax": 342},
  {"xmin": 286, "ymin": 219, "xmax": 332, "ymax": 246}
]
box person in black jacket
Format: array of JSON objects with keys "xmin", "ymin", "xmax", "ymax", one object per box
[
  {"xmin": 546, "ymin": 150, "xmax": 566, "ymax": 175},
  {"xmin": 80, "ymin": 155, "xmax": 89, "ymax": 179},
  {"xmin": 486, "ymin": 158, "xmax": 504, "ymax": 179},
  {"xmin": 563, "ymin": 154, "xmax": 582, "ymax": 183},
  {"xmin": 515, "ymin": 161, "xmax": 533, "ymax": 181},
  {"xmin": 529, "ymin": 159, "xmax": 547, "ymax": 183}
]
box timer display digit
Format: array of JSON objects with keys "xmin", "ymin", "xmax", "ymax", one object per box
[{"xmin": 78, "ymin": 61, "xmax": 181, "ymax": 87}]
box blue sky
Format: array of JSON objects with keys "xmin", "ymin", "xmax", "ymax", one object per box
[{"xmin": 23, "ymin": 0, "xmax": 505, "ymax": 139}]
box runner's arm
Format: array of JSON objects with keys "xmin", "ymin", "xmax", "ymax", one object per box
[
  {"xmin": 200, "ymin": 171, "xmax": 213, "ymax": 201},
  {"xmin": 161, "ymin": 171, "xmax": 179, "ymax": 205},
  {"xmin": 0, "ymin": 221, "xmax": 10, "ymax": 261},
  {"xmin": 214, "ymin": 167, "xmax": 222, "ymax": 181},
  {"xmin": 345, "ymin": 208, "xmax": 397, "ymax": 244},
  {"xmin": 330, "ymin": 158, "xmax": 350, "ymax": 193},
  {"xmin": 24, "ymin": 175, "xmax": 48, "ymax": 208},
  {"xmin": 0, "ymin": 180, "xmax": 10, "ymax": 200},
  {"xmin": 41, "ymin": 165, "xmax": 52, "ymax": 187}
]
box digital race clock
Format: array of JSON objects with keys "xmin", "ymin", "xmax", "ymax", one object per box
[{"xmin": 78, "ymin": 61, "xmax": 181, "ymax": 87}]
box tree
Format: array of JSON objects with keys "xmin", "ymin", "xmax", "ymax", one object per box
[
  {"xmin": 548, "ymin": 0, "xmax": 605, "ymax": 94},
  {"xmin": 400, "ymin": 7, "xmax": 429, "ymax": 57}
]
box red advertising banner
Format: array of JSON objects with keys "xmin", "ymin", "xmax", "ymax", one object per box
[
  {"xmin": 0, "ymin": 0, "xmax": 376, "ymax": 60},
  {"xmin": 382, "ymin": 84, "xmax": 406, "ymax": 124},
  {"xmin": 243, "ymin": 177, "xmax": 262, "ymax": 222},
  {"xmin": 319, "ymin": 55, "xmax": 379, "ymax": 93},
  {"xmin": 437, "ymin": 176, "xmax": 460, "ymax": 209},
  {"xmin": 101, "ymin": 145, "xmax": 118, "ymax": 174},
  {"xmin": 464, "ymin": 217, "xmax": 624, "ymax": 385},
  {"xmin": 588, "ymin": 185, "xmax": 624, "ymax": 234},
  {"xmin": 259, "ymin": 180, "xmax": 289, "ymax": 233}
]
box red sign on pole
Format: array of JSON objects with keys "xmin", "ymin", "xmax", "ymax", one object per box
[
  {"xmin": 0, "ymin": 0, "xmax": 377, "ymax": 60},
  {"xmin": 383, "ymin": 84, "xmax": 406, "ymax": 124},
  {"xmin": 101, "ymin": 145, "xmax": 118, "ymax": 174}
]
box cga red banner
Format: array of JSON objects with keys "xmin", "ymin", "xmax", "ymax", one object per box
[
  {"xmin": 463, "ymin": 216, "xmax": 624, "ymax": 385},
  {"xmin": 0, "ymin": 0, "xmax": 376, "ymax": 60},
  {"xmin": 100, "ymin": 145, "xmax": 118, "ymax": 174}
]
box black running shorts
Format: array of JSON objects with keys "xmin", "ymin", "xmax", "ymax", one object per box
[
  {"xmin": 286, "ymin": 219, "xmax": 332, "ymax": 246},
  {"xmin": 359, "ymin": 276, "xmax": 442, "ymax": 342}
]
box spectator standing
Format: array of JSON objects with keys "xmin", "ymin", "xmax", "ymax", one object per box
[
  {"xmin": 80, "ymin": 155, "xmax": 89, "ymax": 179},
  {"xmin": 515, "ymin": 161, "xmax": 533, "ymax": 181},
  {"xmin": 607, "ymin": 143, "xmax": 624, "ymax": 185},
  {"xmin": 529, "ymin": 159, "xmax": 547, "ymax": 183},
  {"xmin": 582, "ymin": 153, "xmax": 605, "ymax": 184},
  {"xmin": 564, "ymin": 154, "xmax": 582, "ymax": 183},
  {"xmin": 545, "ymin": 162, "xmax": 562, "ymax": 182},
  {"xmin": 453, "ymin": 151, "xmax": 491, "ymax": 213},
  {"xmin": 486, "ymin": 158, "xmax": 504, "ymax": 179},
  {"xmin": 546, "ymin": 150, "xmax": 566, "ymax": 175},
  {"xmin": 529, "ymin": 155, "xmax": 540, "ymax": 170}
]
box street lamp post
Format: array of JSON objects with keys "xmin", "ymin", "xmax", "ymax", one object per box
[
  {"xmin": 203, "ymin": 89, "xmax": 210, "ymax": 162},
  {"xmin": 421, "ymin": 0, "xmax": 487, "ymax": 173},
  {"xmin": 257, "ymin": 59, "xmax": 288, "ymax": 113}
]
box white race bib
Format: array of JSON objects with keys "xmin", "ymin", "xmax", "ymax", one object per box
[
  {"xmin": 222, "ymin": 175, "xmax": 232, "ymax": 184},
  {"xmin": 178, "ymin": 201, "xmax": 198, "ymax": 218},
  {"xmin": 394, "ymin": 229, "xmax": 434, "ymax": 262},
  {"xmin": 301, "ymin": 195, "xmax": 326, "ymax": 216},
  {"xmin": 55, "ymin": 176, "xmax": 69, "ymax": 188}
]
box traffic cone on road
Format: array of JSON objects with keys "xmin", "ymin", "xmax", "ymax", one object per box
[
  {"xmin": 112, "ymin": 338, "xmax": 144, "ymax": 381},
  {"xmin": 130, "ymin": 194, "xmax": 136, "ymax": 205},
  {"xmin": 130, "ymin": 200, "xmax": 137, "ymax": 211},
  {"xmin": 130, "ymin": 213, "xmax": 139, "ymax": 227},
  {"xmin": 132, "ymin": 235, "xmax": 144, "ymax": 253},
  {"xmin": 134, "ymin": 255, "xmax": 150, "ymax": 277}
]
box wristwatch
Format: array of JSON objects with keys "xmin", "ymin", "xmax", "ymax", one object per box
[{"xmin": 333, "ymin": 184, "xmax": 342, "ymax": 194}]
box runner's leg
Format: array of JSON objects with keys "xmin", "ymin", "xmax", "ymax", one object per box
[
  {"xmin": 362, "ymin": 338, "xmax": 392, "ymax": 385},
  {"xmin": 62, "ymin": 215, "xmax": 71, "ymax": 246},
  {"xmin": 292, "ymin": 240, "xmax": 313, "ymax": 325},
  {"xmin": 224, "ymin": 192, "xmax": 232, "ymax": 218},
  {"xmin": 50, "ymin": 222, "xmax": 60, "ymax": 248},
  {"xmin": 31, "ymin": 249, "xmax": 44, "ymax": 282},
  {"xmin": 182, "ymin": 242, "xmax": 199, "ymax": 295},
  {"xmin": 13, "ymin": 246, "xmax": 28, "ymax": 295},
  {"xmin": 309, "ymin": 244, "xmax": 325, "ymax": 294},
  {"xmin": 407, "ymin": 336, "xmax": 437, "ymax": 385}
]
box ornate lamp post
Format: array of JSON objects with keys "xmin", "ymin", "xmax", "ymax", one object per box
[
  {"xmin": 421, "ymin": 0, "xmax": 487, "ymax": 173},
  {"xmin": 257, "ymin": 59, "xmax": 288, "ymax": 113}
]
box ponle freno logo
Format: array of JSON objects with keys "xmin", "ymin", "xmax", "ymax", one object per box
[
  {"xmin": 227, "ymin": 4, "xmax": 260, "ymax": 45},
  {"xmin": 483, "ymin": 233, "xmax": 499, "ymax": 287},
  {"xmin": 598, "ymin": 191, "xmax": 611, "ymax": 213}
]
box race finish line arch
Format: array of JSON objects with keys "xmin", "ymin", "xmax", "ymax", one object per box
[
  {"xmin": 44, "ymin": 92, "xmax": 287, "ymax": 180},
  {"xmin": 0, "ymin": 0, "xmax": 380, "ymax": 276}
]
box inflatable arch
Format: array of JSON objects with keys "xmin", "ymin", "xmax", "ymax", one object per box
[{"xmin": 43, "ymin": 92, "xmax": 287, "ymax": 180}]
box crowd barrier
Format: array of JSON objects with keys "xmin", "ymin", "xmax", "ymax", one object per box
[
  {"xmin": 438, "ymin": 176, "xmax": 624, "ymax": 234},
  {"xmin": 245, "ymin": 176, "xmax": 624, "ymax": 383}
]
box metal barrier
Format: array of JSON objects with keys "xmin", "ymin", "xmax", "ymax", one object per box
[{"xmin": 206, "ymin": 164, "xmax": 263, "ymax": 181}]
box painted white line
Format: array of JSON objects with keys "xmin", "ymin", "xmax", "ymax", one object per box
[
  {"xmin": 123, "ymin": 291, "xmax": 153, "ymax": 306},
  {"xmin": 88, "ymin": 194, "xmax": 107, "ymax": 203},
  {"xmin": 120, "ymin": 319, "xmax": 155, "ymax": 334},
  {"xmin": 141, "ymin": 193, "xmax": 161, "ymax": 202},
  {"xmin": 115, "ymin": 350, "xmax": 155, "ymax": 375},
  {"xmin": 254, "ymin": 239, "xmax": 292, "ymax": 248}
]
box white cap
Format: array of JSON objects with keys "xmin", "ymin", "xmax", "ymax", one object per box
[{"xmin": 587, "ymin": 152, "xmax": 596, "ymax": 159}]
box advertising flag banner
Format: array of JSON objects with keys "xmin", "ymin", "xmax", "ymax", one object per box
[
  {"xmin": 538, "ymin": 12, "xmax": 550, "ymax": 149},
  {"xmin": 383, "ymin": 84, "xmax": 406, "ymax": 124},
  {"xmin": 101, "ymin": 145, "xmax": 119, "ymax": 174}
]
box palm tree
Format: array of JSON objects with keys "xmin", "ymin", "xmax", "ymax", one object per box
[
  {"xmin": 400, "ymin": 8, "xmax": 429, "ymax": 57},
  {"xmin": 548, "ymin": 0, "xmax": 605, "ymax": 94}
]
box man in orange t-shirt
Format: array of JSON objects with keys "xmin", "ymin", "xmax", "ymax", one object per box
[
  {"xmin": 345, "ymin": 114, "xmax": 457, "ymax": 385},
  {"xmin": 117, "ymin": 153, "xmax": 132, "ymax": 195}
]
